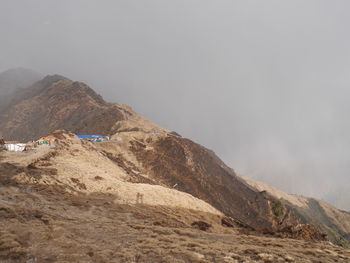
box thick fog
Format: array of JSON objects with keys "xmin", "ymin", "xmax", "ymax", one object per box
[{"xmin": 1, "ymin": 0, "xmax": 350, "ymax": 210}]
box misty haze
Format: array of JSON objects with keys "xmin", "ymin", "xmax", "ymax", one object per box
[
  {"xmin": 1, "ymin": 1, "xmax": 350, "ymax": 261},
  {"xmin": 4, "ymin": 0, "xmax": 348, "ymax": 210}
]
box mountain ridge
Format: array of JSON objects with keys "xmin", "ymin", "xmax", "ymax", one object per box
[{"xmin": 0, "ymin": 72, "xmax": 350, "ymax": 250}]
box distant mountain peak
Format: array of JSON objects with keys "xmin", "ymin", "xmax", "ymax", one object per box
[
  {"xmin": 0, "ymin": 67, "xmax": 41, "ymax": 76},
  {"xmin": 39, "ymin": 74, "xmax": 68, "ymax": 85},
  {"xmin": 0, "ymin": 67, "xmax": 42, "ymax": 93}
]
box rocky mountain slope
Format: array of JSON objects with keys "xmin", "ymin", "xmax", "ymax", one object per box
[
  {"xmin": 1, "ymin": 141, "xmax": 349, "ymax": 262},
  {"xmin": 0, "ymin": 75, "xmax": 163, "ymax": 142},
  {"xmin": 0, "ymin": 75, "xmax": 303, "ymax": 234},
  {"xmin": 240, "ymin": 176, "xmax": 350, "ymax": 248},
  {"xmin": 1, "ymin": 130, "xmax": 350, "ymax": 262},
  {"xmin": 0, "ymin": 73, "xmax": 350, "ymax": 261}
]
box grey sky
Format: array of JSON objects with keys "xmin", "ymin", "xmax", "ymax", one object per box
[{"xmin": 1, "ymin": 0, "xmax": 350, "ymax": 210}]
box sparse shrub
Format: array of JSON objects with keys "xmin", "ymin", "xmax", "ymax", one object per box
[
  {"xmin": 271, "ymin": 200, "xmax": 284, "ymax": 218},
  {"xmin": 191, "ymin": 221, "xmax": 211, "ymax": 231},
  {"xmin": 221, "ymin": 217, "xmax": 236, "ymax": 228},
  {"xmin": 70, "ymin": 178, "xmax": 87, "ymax": 190}
]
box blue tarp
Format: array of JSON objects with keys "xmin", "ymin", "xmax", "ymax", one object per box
[{"xmin": 77, "ymin": 135, "xmax": 109, "ymax": 139}]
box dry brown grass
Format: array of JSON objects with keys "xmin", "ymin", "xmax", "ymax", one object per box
[{"xmin": 1, "ymin": 145, "xmax": 350, "ymax": 263}]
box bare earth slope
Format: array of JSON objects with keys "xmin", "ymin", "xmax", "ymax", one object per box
[{"xmin": 1, "ymin": 133, "xmax": 350, "ymax": 262}]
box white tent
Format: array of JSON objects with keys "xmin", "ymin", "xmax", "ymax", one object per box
[{"xmin": 4, "ymin": 144, "xmax": 26, "ymax": 152}]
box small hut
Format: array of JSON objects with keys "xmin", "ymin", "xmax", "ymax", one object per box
[
  {"xmin": 4, "ymin": 143, "xmax": 26, "ymax": 152},
  {"xmin": 36, "ymin": 137, "xmax": 52, "ymax": 145}
]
